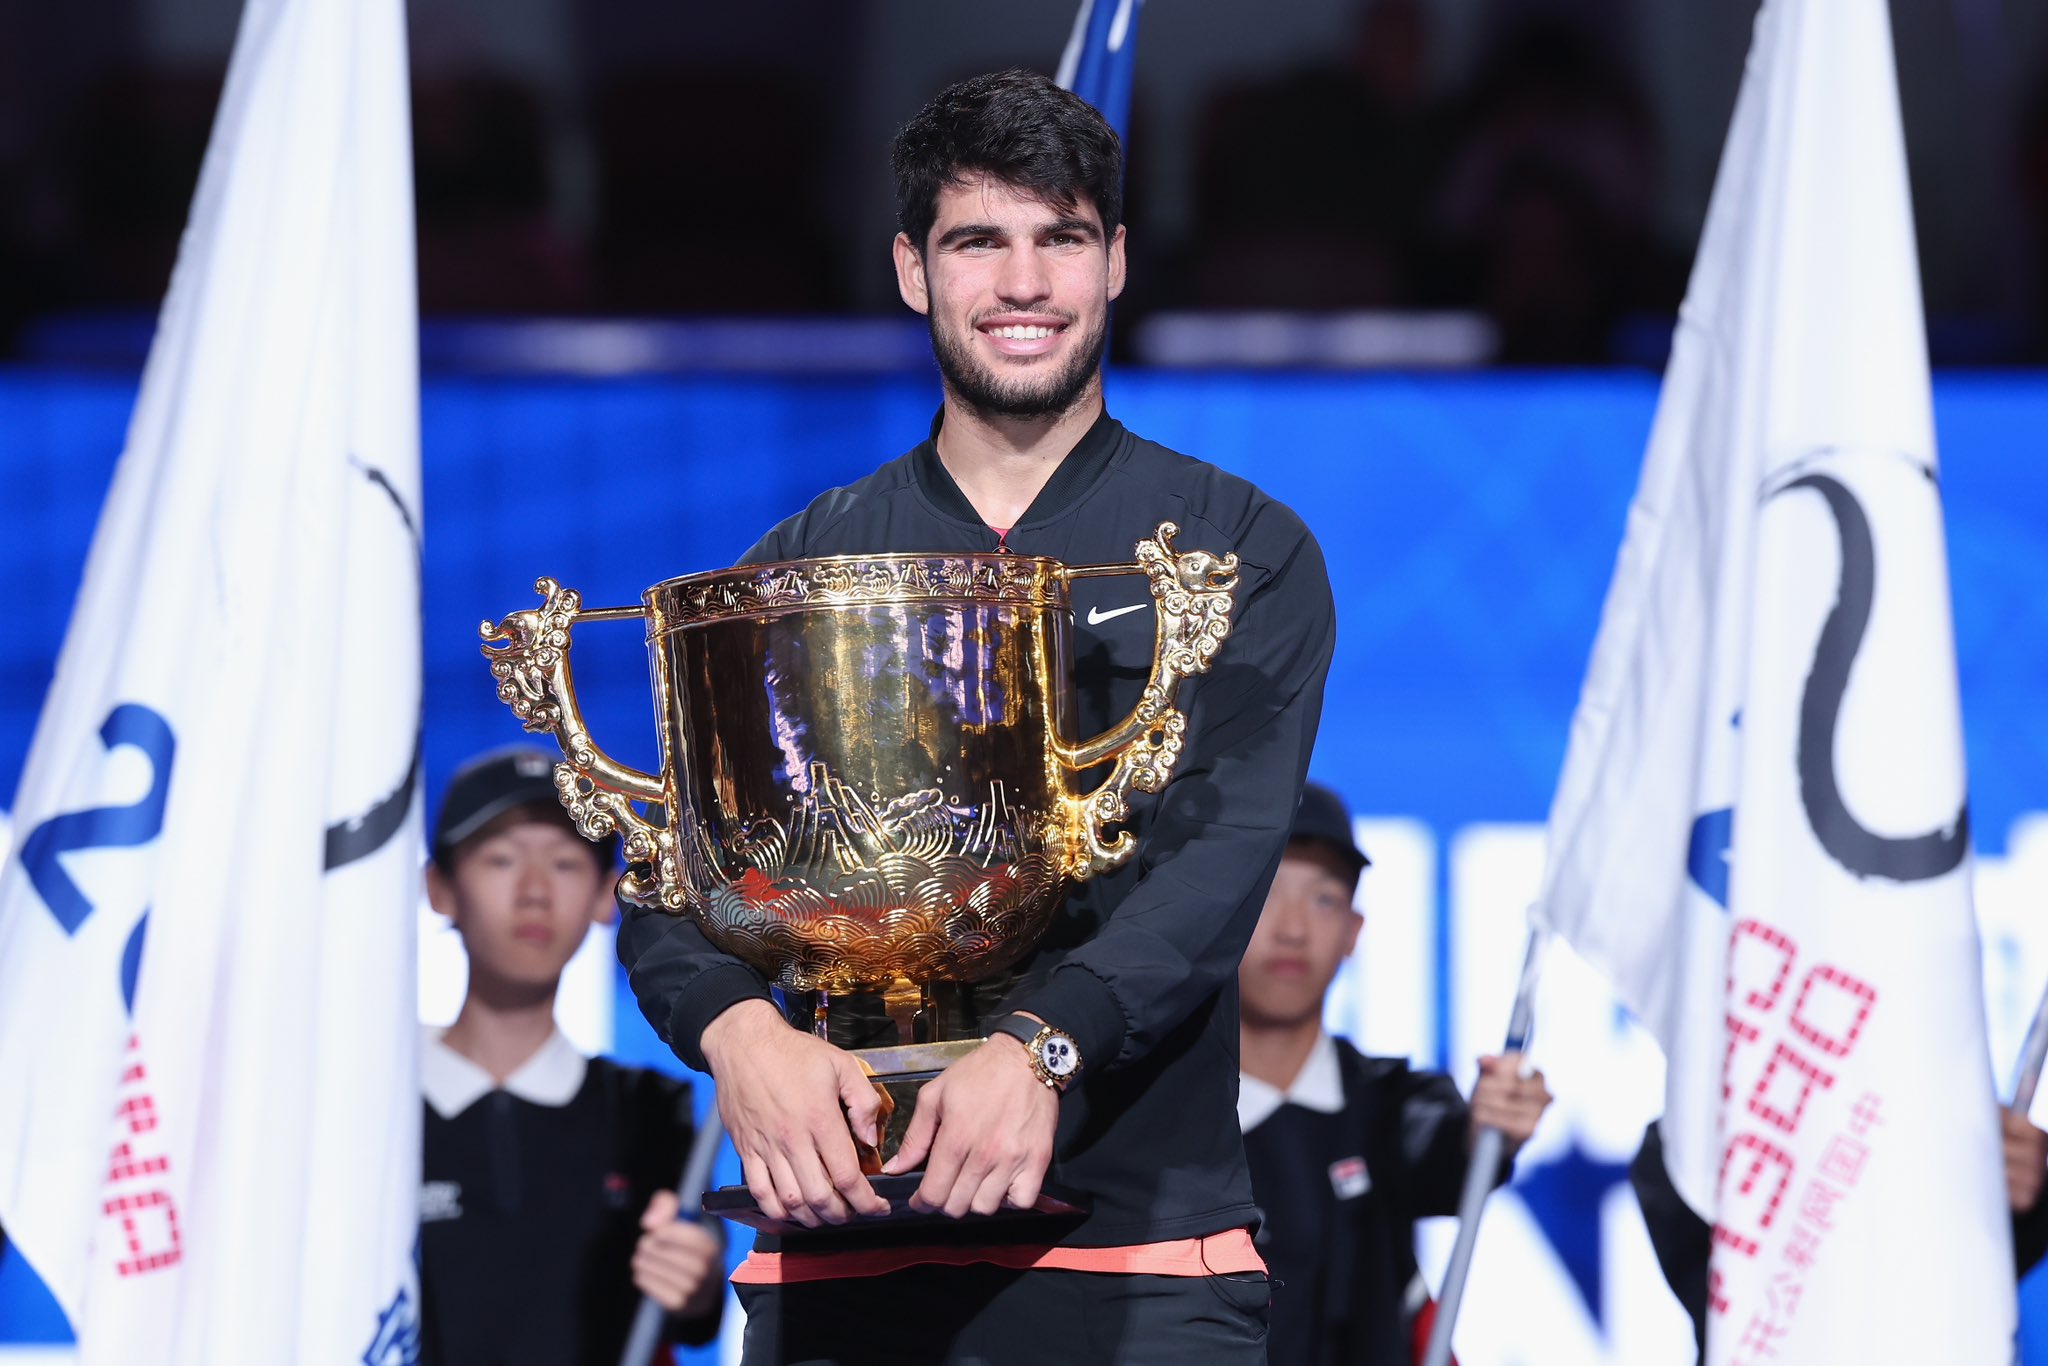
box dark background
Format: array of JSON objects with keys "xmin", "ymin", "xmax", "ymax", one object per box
[{"xmin": 2, "ymin": 0, "xmax": 2045, "ymax": 366}]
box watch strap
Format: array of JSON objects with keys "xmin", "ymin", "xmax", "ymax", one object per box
[{"xmin": 989, "ymin": 1013, "xmax": 1044, "ymax": 1050}]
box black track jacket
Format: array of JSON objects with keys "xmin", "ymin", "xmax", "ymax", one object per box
[{"xmin": 618, "ymin": 408, "xmax": 1336, "ymax": 1248}]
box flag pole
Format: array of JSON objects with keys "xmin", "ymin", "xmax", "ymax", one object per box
[
  {"xmin": 2009, "ymin": 974, "xmax": 2048, "ymax": 1113},
  {"xmin": 617, "ymin": 1105, "xmax": 728, "ymax": 1366},
  {"xmin": 1421, "ymin": 925, "xmax": 1544, "ymax": 1366}
]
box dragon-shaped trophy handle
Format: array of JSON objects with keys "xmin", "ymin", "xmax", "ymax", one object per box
[
  {"xmin": 479, "ymin": 579, "xmax": 683, "ymax": 910},
  {"xmin": 1053, "ymin": 522, "xmax": 1241, "ymax": 877}
]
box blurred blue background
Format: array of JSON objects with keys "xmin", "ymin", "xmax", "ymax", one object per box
[{"xmin": 3, "ymin": 366, "xmax": 2047, "ymax": 1359}]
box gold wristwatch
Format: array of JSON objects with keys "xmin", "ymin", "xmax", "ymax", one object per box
[{"xmin": 990, "ymin": 1014, "xmax": 1082, "ymax": 1092}]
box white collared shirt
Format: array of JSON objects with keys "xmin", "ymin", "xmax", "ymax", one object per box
[
  {"xmin": 1238, "ymin": 1029, "xmax": 1345, "ymax": 1132},
  {"xmin": 420, "ymin": 1024, "xmax": 589, "ymax": 1120}
]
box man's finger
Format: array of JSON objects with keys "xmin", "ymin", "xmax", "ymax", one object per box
[
  {"xmin": 631, "ymin": 1263, "xmax": 685, "ymax": 1312},
  {"xmin": 762, "ymin": 1149, "xmax": 820, "ymax": 1229},
  {"xmin": 739, "ymin": 1148, "xmax": 786, "ymax": 1223},
  {"xmin": 884, "ymin": 1084, "xmax": 943, "ymax": 1176},
  {"xmin": 837, "ymin": 1057, "xmax": 885, "ymax": 1148},
  {"xmin": 1005, "ymin": 1158, "xmax": 1046, "ymax": 1213},
  {"xmin": 641, "ymin": 1188, "xmax": 680, "ymax": 1231},
  {"xmin": 643, "ymin": 1220, "xmax": 717, "ymax": 1260},
  {"xmin": 818, "ymin": 1117, "xmax": 892, "ymax": 1217},
  {"xmin": 910, "ymin": 1120, "xmax": 970, "ymax": 1214},
  {"xmin": 941, "ymin": 1142, "xmax": 1001, "ymax": 1219},
  {"xmin": 967, "ymin": 1163, "xmax": 1014, "ymax": 1217},
  {"xmin": 633, "ymin": 1225, "xmax": 714, "ymax": 1305},
  {"xmin": 787, "ymin": 1142, "xmax": 853, "ymax": 1226}
]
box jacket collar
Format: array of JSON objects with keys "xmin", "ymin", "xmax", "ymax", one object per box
[
  {"xmin": 1238, "ymin": 1030, "xmax": 1346, "ymax": 1132},
  {"xmin": 421, "ymin": 1025, "xmax": 588, "ymax": 1119},
  {"xmin": 911, "ymin": 405, "xmax": 1124, "ymax": 531}
]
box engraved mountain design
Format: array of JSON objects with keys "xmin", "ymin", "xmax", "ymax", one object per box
[{"xmin": 693, "ymin": 762, "xmax": 1060, "ymax": 992}]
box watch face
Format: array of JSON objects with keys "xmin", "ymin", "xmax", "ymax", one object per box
[{"xmin": 1038, "ymin": 1033, "xmax": 1079, "ymax": 1077}]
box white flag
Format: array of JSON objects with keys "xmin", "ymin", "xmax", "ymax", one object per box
[
  {"xmin": 0, "ymin": 0, "xmax": 423, "ymax": 1360},
  {"xmin": 1536, "ymin": 0, "xmax": 2012, "ymax": 1360}
]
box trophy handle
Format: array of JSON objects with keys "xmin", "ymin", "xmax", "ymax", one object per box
[
  {"xmin": 1053, "ymin": 522, "xmax": 1241, "ymax": 878},
  {"xmin": 479, "ymin": 578, "xmax": 682, "ymax": 910}
]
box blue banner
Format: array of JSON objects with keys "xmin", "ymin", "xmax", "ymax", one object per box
[{"xmin": 6, "ymin": 369, "xmax": 2048, "ymax": 1364}]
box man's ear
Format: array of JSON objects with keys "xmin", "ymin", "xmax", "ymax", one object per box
[
  {"xmin": 426, "ymin": 863, "xmax": 459, "ymax": 926},
  {"xmin": 1341, "ymin": 907, "xmax": 1364, "ymax": 960},
  {"xmin": 1106, "ymin": 224, "xmax": 1128, "ymax": 303},
  {"xmin": 893, "ymin": 231, "xmax": 931, "ymax": 315}
]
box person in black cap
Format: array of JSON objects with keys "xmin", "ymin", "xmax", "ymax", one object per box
[
  {"xmin": 418, "ymin": 746, "xmax": 724, "ymax": 1365},
  {"xmin": 1238, "ymin": 780, "xmax": 1551, "ymax": 1366}
]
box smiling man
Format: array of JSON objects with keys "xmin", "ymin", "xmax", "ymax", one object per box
[{"xmin": 618, "ymin": 69, "xmax": 1338, "ymax": 1364}]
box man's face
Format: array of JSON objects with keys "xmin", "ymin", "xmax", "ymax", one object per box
[
  {"xmin": 893, "ymin": 174, "xmax": 1127, "ymax": 421},
  {"xmin": 1240, "ymin": 842, "xmax": 1363, "ymax": 1030},
  {"xmin": 428, "ymin": 817, "xmax": 612, "ymax": 999}
]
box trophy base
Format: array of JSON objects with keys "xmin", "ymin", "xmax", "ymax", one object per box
[
  {"xmin": 702, "ymin": 1175, "xmax": 1091, "ymax": 1237},
  {"xmin": 699, "ymin": 1034, "xmax": 1092, "ymax": 1236},
  {"xmin": 849, "ymin": 1038, "xmax": 979, "ymax": 1167}
]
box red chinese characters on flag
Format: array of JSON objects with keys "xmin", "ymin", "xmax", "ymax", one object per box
[
  {"xmin": 100, "ymin": 1036, "xmax": 181, "ymax": 1279},
  {"xmin": 1714, "ymin": 922, "xmax": 1882, "ymax": 1364}
]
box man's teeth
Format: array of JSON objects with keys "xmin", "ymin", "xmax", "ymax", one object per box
[{"xmin": 989, "ymin": 325, "xmax": 1057, "ymax": 339}]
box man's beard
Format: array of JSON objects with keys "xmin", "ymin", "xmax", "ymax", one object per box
[{"xmin": 929, "ymin": 307, "xmax": 1108, "ymax": 421}]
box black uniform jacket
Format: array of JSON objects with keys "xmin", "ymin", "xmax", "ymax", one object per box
[
  {"xmin": 618, "ymin": 408, "xmax": 1337, "ymax": 1249},
  {"xmin": 419, "ymin": 1055, "xmax": 720, "ymax": 1366},
  {"xmin": 1246, "ymin": 1040, "xmax": 1491, "ymax": 1366}
]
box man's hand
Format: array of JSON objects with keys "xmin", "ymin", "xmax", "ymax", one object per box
[
  {"xmin": 632, "ymin": 1191, "xmax": 724, "ymax": 1320},
  {"xmin": 1470, "ymin": 1052, "xmax": 1552, "ymax": 1155},
  {"xmin": 2003, "ymin": 1107, "xmax": 2048, "ymax": 1213},
  {"xmin": 881, "ymin": 1031, "xmax": 1057, "ymax": 1217},
  {"xmin": 700, "ymin": 999, "xmax": 893, "ymax": 1228}
]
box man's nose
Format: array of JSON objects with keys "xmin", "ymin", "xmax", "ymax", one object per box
[
  {"xmin": 515, "ymin": 861, "xmax": 552, "ymax": 903},
  {"xmin": 1269, "ymin": 900, "xmax": 1310, "ymax": 942},
  {"xmin": 994, "ymin": 245, "xmax": 1052, "ymax": 307}
]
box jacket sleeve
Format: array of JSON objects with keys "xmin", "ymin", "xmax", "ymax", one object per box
[
  {"xmin": 1004, "ymin": 512, "xmax": 1336, "ymax": 1073},
  {"xmin": 1384, "ymin": 1068, "xmax": 1484, "ymax": 1221},
  {"xmin": 614, "ymin": 518, "xmax": 802, "ymax": 1073},
  {"xmin": 1629, "ymin": 1119, "xmax": 1710, "ymax": 1353},
  {"xmin": 617, "ymin": 910, "xmax": 773, "ymax": 1074}
]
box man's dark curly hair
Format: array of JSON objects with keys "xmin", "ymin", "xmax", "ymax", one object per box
[{"xmin": 891, "ymin": 69, "xmax": 1124, "ymax": 254}]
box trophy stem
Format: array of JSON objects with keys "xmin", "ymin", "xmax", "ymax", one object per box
[
  {"xmin": 881, "ymin": 976, "xmax": 931, "ymax": 1046},
  {"xmin": 772, "ymin": 983, "xmax": 938, "ymax": 1049}
]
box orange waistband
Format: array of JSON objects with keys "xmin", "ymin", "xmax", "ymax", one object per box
[{"xmin": 731, "ymin": 1227, "xmax": 1266, "ymax": 1285}]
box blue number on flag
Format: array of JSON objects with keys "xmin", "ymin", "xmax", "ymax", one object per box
[{"xmin": 17, "ymin": 703, "xmax": 176, "ymax": 935}]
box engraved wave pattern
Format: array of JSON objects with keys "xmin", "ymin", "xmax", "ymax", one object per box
[{"xmin": 691, "ymin": 770, "xmax": 1063, "ymax": 990}]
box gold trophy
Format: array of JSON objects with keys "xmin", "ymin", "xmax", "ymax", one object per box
[{"xmin": 479, "ymin": 522, "xmax": 1238, "ymax": 1228}]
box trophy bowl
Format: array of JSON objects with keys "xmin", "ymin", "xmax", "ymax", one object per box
[{"xmin": 479, "ymin": 522, "xmax": 1238, "ymax": 1204}]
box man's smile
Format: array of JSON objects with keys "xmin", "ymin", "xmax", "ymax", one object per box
[{"xmin": 977, "ymin": 315, "xmax": 1069, "ymax": 357}]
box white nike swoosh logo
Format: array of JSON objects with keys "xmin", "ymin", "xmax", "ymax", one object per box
[{"xmin": 1086, "ymin": 603, "xmax": 1149, "ymax": 625}]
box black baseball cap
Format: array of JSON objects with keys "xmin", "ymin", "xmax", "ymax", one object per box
[
  {"xmin": 432, "ymin": 746, "xmax": 615, "ymax": 868},
  {"xmin": 1289, "ymin": 781, "xmax": 1370, "ymax": 880}
]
